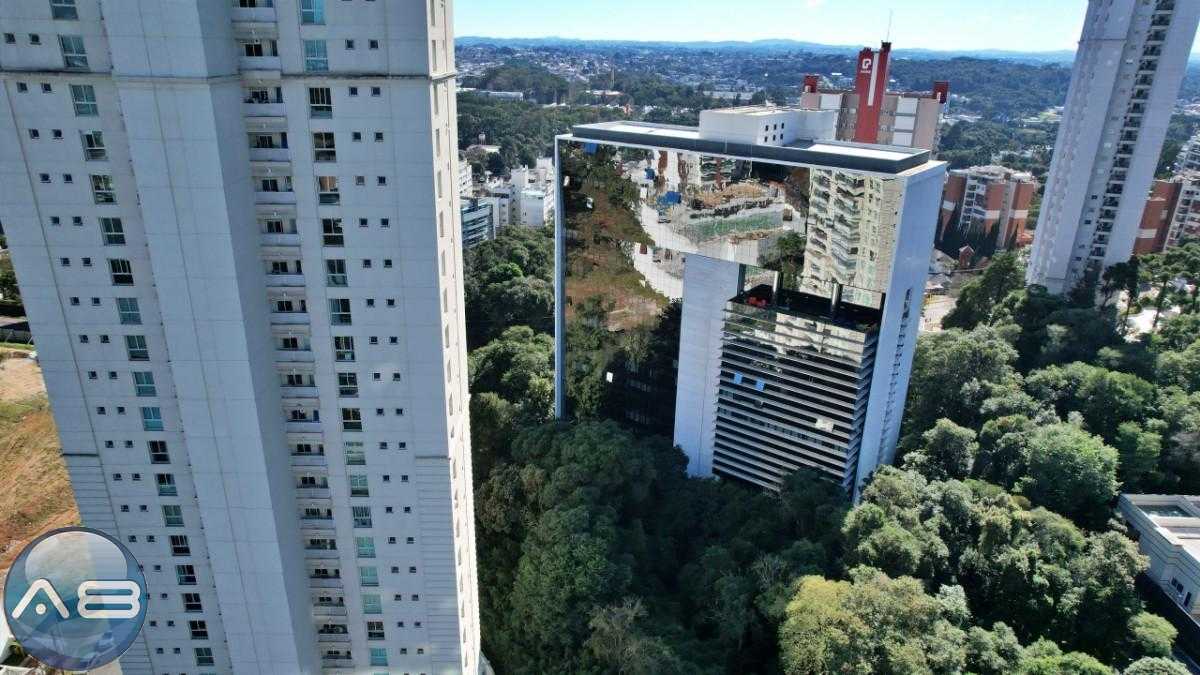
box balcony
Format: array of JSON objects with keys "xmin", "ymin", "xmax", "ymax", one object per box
[
  {"xmin": 285, "ymin": 419, "xmax": 321, "ymax": 432},
  {"xmin": 266, "ymin": 273, "xmax": 305, "ymax": 288},
  {"xmin": 270, "ymin": 311, "xmax": 309, "ymax": 326},
  {"xmin": 291, "ymin": 453, "xmax": 328, "ymax": 467},
  {"xmin": 295, "ymin": 486, "xmax": 331, "ymax": 499},
  {"xmin": 244, "ymin": 103, "xmax": 286, "ymax": 119},
  {"xmin": 313, "ymin": 603, "xmax": 348, "ymax": 617},
  {"xmin": 262, "ymin": 232, "xmax": 300, "ymax": 247},
  {"xmin": 249, "ymin": 147, "xmax": 290, "ymax": 163},
  {"xmin": 276, "ymin": 349, "xmax": 315, "ymax": 363},
  {"xmin": 231, "ymin": 5, "xmax": 276, "ymax": 22},
  {"xmin": 256, "ymin": 189, "xmax": 296, "ymax": 206},
  {"xmin": 317, "ymin": 632, "xmax": 351, "ymax": 643},
  {"xmin": 240, "ymin": 55, "xmax": 281, "ymax": 72},
  {"xmin": 304, "ymin": 547, "xmax": 339, "ymax": 560},
  {"xmin": 300, "ymin": 516, "xmax": 335, "ymax": 530},
  {"xmin": 308, "ymin": 575, "xmax": 342, "ymax": 589},
  {"xmin": 281, "ymin": 384, "xmax": 318, "ymax": 398}
]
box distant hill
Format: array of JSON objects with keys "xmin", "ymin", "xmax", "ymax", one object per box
[{"xmin": 457, "ymin": 35, "xmax": 1080, "ymax": 64}]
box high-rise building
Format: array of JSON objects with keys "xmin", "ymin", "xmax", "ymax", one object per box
[
  {"xmin": 799, "ymin": 42, "xmax": 949, "ymax": 152},
  {"xmin": 461, "ymin": 197, "xmax": 496, "ymax": 249},
  {"xmin": 554, "ymin": 107, "xmax": 945, "ymax": 497},
  {"xmin": 1135, "ymin": 171, "xmax": 1200, "ymax": 254},
  {"xmin": 1174, "ymin": 129, "xmax": 1200, "ymax": 173},
  {"xmin": 937, "ymin": 165, "xmax": 1038, "ymax": 258},
  {"xmin": 0, "ymin": 1, "xmax": 481, "ymax": 673},
  {"xmin": 1026, "ymin": 0, "xmax": 1200, "ymax": 294}
]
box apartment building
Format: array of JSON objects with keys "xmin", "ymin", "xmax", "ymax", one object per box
[
  {"xmin": 799, "ymin": 42, "xmax": 949, "ymax": 152},
  {"xmin": 1175, "ymin": 129, "xmax": 1200, "ymax": 172},
  {"xmin": 1135, "ymin": 170, "xmax": 1200, "ymax": 254},
  {"xmin": 1027, "ymin": 0, "xmax": 1200, "ymax": 293},
  {"xmin": 936, "ymin": 165, "xmax": 1038, "ymax": 258},
  {"xmin": 460, "ymin": 197, "xmax": 495, "ymax": 250},
  {"xmin": 554, "ymin": 109, "xmax": 945, "ymax": 496},
  {"xmin": 0, "ymin": 1, "xmax": 481, "ymax": 673}
]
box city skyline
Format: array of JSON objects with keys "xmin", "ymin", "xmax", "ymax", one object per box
[{"xmin": 456, "ymin": 0, "xmax": 1200, "ymax": 55}]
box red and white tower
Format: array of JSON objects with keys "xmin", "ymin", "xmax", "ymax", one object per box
[{"xmin": 853, "ymin": 41, "xmax": 892, "ymax": 144}]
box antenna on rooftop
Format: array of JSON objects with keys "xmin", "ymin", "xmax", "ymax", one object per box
[{"xmin": 885, "ymin": 9, "xmax": 893, "ymax": 42}]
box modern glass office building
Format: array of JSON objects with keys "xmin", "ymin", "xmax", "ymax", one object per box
[{"xmin": 554, "ymin": 109, "xmax": 945, "ymax": 495}]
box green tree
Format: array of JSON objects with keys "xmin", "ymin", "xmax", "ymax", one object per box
[
  {"xmin": 584, "ymin": 598, "xmax": 687, "ymax": 675},
  {"xmin": 904, "ymin": 418, "xmax": 979, "ymax": 481},
  {"xmin": 468, "ymin": 325, "xmax": 554, "ymax": 421},
  {"xmin": 1124, "ymin": 657, "xmax": 1190, "ymax": 675},
  {"xmin": 1017, "ymin": 423, "xmax": 1119, "ymax": 528},
  {"xmin": 942, "ymin": 252, "xmax": 1025, "ymax": 330},
  {"xmin": 1123, "ymin": 612, "xmax": 1177, "ymax": 663}
]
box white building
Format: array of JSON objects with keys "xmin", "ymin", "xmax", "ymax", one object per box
[
  {"xmin": 458, "ymin": 157, "xmax": 473, "ymax": 197},
  {"xmin": 517, "ymin": 188, "xmax": 552, "ymax": 228},
  {"xmin": 0, "ymin": 1, "xmax": 481, "ymax": 673},
  {"xmin": 1175, "ymin": 130, "xmax": 1200, "ymax": 173},
  {"xmin": 1119, "ymin": 494, "xmax": 1200, "ymax": 615},
  {"xmin": 1027, "ymin": 0, "xmax": 1200, "ymax": 294}
]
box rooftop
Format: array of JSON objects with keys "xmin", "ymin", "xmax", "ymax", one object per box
[
  {"xmin": 565, "ymin": 119, "xmax": 934, "ymax": 175},
  {"xmin": 1121, "ymin": 494, "xmax": 1200, "ymax": 562}
]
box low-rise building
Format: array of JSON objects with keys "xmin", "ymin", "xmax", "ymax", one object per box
[{"xmin": 1118, "ymin": 494, "xmax": 1200, "ymax": 616}]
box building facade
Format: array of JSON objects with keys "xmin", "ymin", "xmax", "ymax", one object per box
[
  {"xmin": 1026, "ymin": 0, "xmax": 1200, "ymax": 294},
  {"xmin": 937, "ymin": 165, "xmax": 1038, "ymax": 259},
  {"xmin": 1135, "ymin": 170, "xmax": 1200, "ymax": 254},
  {"xmin": 1175, "ymin": 129, "xmax": 1200, "ymax": 173},
  {"xmin": 0, "ymin": 1, "xmax": 481, "ymax": 673},
  {"xmin": 554, "ymin": 110, "xmax": 945, "ymax": 497},
  {"xmin": 799, "ymin": 42, "xmax": 949, "ymax": 152},
  {"xmin": 1118, "ymin": 494, "xmax": 1200, "ymax": 619},
  {"xmin": 460, "ymin": 197, "xmax": 495, "ymax": 250}
]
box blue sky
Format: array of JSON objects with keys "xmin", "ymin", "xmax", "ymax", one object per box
[{"xmin": 456, "ymin": 0, "xmax": 1200, "ymax": 54}]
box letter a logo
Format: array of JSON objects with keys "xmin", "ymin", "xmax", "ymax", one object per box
[{"xmin": 11, "ymin": 579, "xmax": 70, "ymax": 620}]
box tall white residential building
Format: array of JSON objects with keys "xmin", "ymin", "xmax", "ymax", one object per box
[
  {"xmin": 1027, "ymin": 0, "xmax": 1200, "ymax": 294},
  {"xmin": 1175, "ymin": 130, "xmax": 1200, "ymax": 173},
  {"xmin": 0, "ymin": 1, "xmax": 481, "ymax": 674}
]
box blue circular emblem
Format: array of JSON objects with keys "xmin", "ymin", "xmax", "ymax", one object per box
[{"xmin": 3, "ymin": 527, "xmax": 148, "ymax": 670}]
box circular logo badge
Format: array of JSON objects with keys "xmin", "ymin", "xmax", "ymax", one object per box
[{"xmin": 3, "ymin": 527, "xmax": 148, "ymax": 670}]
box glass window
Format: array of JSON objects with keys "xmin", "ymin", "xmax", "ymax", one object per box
[
  {"xmin": 359, "ymin": 564, "xmax": 377, "ymax": 585},
  {"xmin": 352, "ymin": 506, "xmax": 372, "ymax": 528},
  {"xmin": 325, "ymin": 259, "xmax": 347, "ymax": 286},
  {"xmin": 50, "ymin": 0, "xmax": 78, "ymax": 20},
  {"xmin": 313, "ymin": 132, "xmax": 336, "ymax": 162},
  {"xmin": 341, "ymin": 407, "xmax": 362, "ymax": 431},
  {"xmin": 81, "ymin": 130, "xmax": 106, "ymax": 160},
  {"xmin": 117, "ymin": 297, "xmax": 141, "ymax": 325},
  {"xmin": 317, "ymin": 177, "xmax": 339, "ymax": 204},
  {"xmin": 108, "ymin": 258, "xmax": 132, "ymax": 284},
  {"xmin": 308, "ymin": 87, "xmax": 332, "ymax": 118},
  {"xmin": 91, "ymin": 174, "xmax": 115, "ymax": 203},
  {"xmin": 355, "ymin": 536, "xmax": 375, "ymax": 558},
  {"xmin": 126, "ymin": 335, "xmax": 149, "ymax": 361},
  {"xmin": 175, "ymin": 564, "xmax": 196, "ymax": 585},
  {"xmin": 366, "ymin": 620, "xmax": 385, "ymax": 640},
  {"xmin": 345, "ymin": 442, "xmax": 365, "ymax": 465},
  {"xmin": 141, "ymin": 406, "xmax": 164, "ymax": 431},
  {"xmin": 194, "ymin": 647, "xmax": 214, "ymax": 667},
  {"xmin": 101, "ymin": 217, "xmax": 124, "ymax": 245},
  {"xmin": 362, "ymin": 594, "xmax": 382, "ymax": 616},
  {"xmin": 133, "ymin": 371, "xmax": 156, "ymax": 397},
  {"xmin": 70, "ymin": 84, "xmax": 97, "ymax": 115},
  {"xmin": 329, "ymin": 298, "xmax": 351, "ymax": 325},
  {"xmin": 321, "ymin": 218, "xmax": 344, "ymax": 246},
  {"xmin": 59, "ymin": 35, "xmax": 88, "ymax": 69},
  {"xmin": 157, "ymin": 473, "xmax": 177, "ymax": 496},
  {"xmin": 369, "ymin": 647, "xmax": 387, "ymax": 666},
  {"xmin": 149, "ymin": 440, "xmax": 170, "ymax": 464},
  {"xmin": 300, "ymin": 0, "xmax": 325, "ymax": 25},
  {"xmin": 303, "ymin": 40, "xmax": 328, "ymax": 72},
  {"xmin": 337, "ymin": 373, "xmax": 358, "ymax": 397},
  {"xmin": 333, "ymin": 336, "xmax": 355, "ymax": 362},
  {"xmin": 162, "ymin": 504, "xmax": 183, "ymax": 527},
  {"xmin": 349, "ymin": 475, "xmax": 369, "ymax": 497},
  {"xmin": 170, "ymin": 534, "xmax": 190, "ymax": 556}
]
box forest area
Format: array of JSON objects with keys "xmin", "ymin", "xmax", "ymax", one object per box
[{"xmin": 460, "ymin": 223, "xmax": 1200, "ymax": 674}]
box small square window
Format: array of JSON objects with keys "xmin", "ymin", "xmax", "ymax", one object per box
[
  {"xmin": 372, "ymin": 372, "xmax": 381, "ymax": 381},
  {"xmin": 60, "ymin": 258, "xmax": 70, "ymax": 266},
  {"xmin": 369, "ymin": 39, "xmax": 379, "ymax": 50},
  {"xmin": 380, "ymin": 218, "xmax": 389, "ymax": 228},
  {"xmin": 374, "ymin": 132, "xmax": 384, "ymax": 142},
  {"xmin": 375, "ymin": 408, "xmax": 384, "ymax": 416},
  {"xmin": 3, "ymin": 34, "xmax": 14, "ymax": 44},
  {"xmin": 349, "ymin": 86, "xmax": 358, "ymax": 96},
  {"xmin": 389, "ymin": 336, "xmax": 398, "ymax": 345},
  {"xmin": 355, "ymin": 176, "xmax": 365, "ymax": 186},
  {"xmin": 81, "ymin": 257, "xmax": 91, "ymax": 266},
  {"xmin": 16, "ymin": 82, "xmax": 27, "ymax": 92},
  {"xmin": 50, "ymin": 216, "xmax": 61, "ymax": 225},
  {"xmin": 352, "ymin": 132, "xmax": 362, "ymax": 142},
  {"xmin": 70, "ymin": 297, "xmax": 80, "ymax": 305},
  {"xmin": 40, "ymin": 174, "xmax": 51, "ymax": 183},
  {"xmin": 392, "ymin": 373, "xmax": 400, "ymax": 381},
  {"xmin": 362, "ymin": 259, "xmax": 372, "ymax": 268},
  {"xmin": 28, "ymin": 129, "xmax": 40, "ymax": 139},
  {"xmin": 345, "ymin": 39, "xmax": 355, "ymax": 50},
  {"xmin": 386, "ymin": 299, "xmax": 395, "ymax": 307},
  {"xmin": 72, "ymin": 216, "xmax": 82, "ymax": 225},
  {"xmin": 62, "ymin": 173, "xmax": 73, "ymax": 183},
  {"xmin": 368, "ymin": 336, "xmax": 379, "ymax": 344},
  {"xmin": 366, "ymin": 298, "xmax": 375, "ymax": 308},
  {"xmin": 371, "ymin": 87, "xmax": 381, "ymax": 96},
  {"xmin": 52, "ymin": 129, "xmax": 62, "ymax": 139},
  {"xmin": 110, "ymin": 372, "xmax": 119, "ymax": 380},
  {"xmin": 91, "ymin": 297, "xmax": 100, "ymax": 306},
  {"xmin": 359, "ymin": 217, "xmax": 368, "ymax": 227},
  {"xmin": 29, "ymin": 34, "xmax": 41, "ymax": 45},
  {"xmin": 87, "ymin": 370, "xmax": 97, "ymax": 378},
  {"xmin": 41, "ymin": 83, "xmax": 52, "ymax": 93},
  {"xmin": 376, "ymin": 176, "xmax": 387, "ymax": 186}
]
